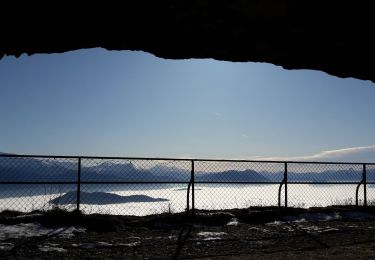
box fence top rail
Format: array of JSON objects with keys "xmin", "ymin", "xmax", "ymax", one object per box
[{"xmin": 1, "ymin": 153, "xmax": 375, "ymax": 166}]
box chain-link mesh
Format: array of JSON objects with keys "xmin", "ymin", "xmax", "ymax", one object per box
[
  {"xmin": 81, "ymin": 158, "xmax": 191, "ymax": 182},
  {"xmin": 0, "ymin": 155, "xmax": 374, "ymax": 215},
  {"xmin": 287, "ymin": 163, "xmax": 362, "ymax": 183},
  {"xmin": 194, "ymin": 161, "xmax": 283, "ymax": 209},
  {"xmin": 0, "ymin": 156, "xmax": 77, "ymax": 182},
  {"xmin": 79, "ymin": 159, "xmax": 191, "ymax": 215},
  {"xmin": 0, "ymin": 156, "xmax": 78, "ymax": 212},
  {"xmin": 287, "ymin": 163, "xmax": 363, "ymax": 207},
  {"xmin": 367, "ymin": 164, "xmax": 375, "ymax": 205}
]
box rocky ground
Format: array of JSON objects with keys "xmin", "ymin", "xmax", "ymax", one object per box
[{"xmin": 1, "ymin": 206, "xmax": 375, "ymax": 259}]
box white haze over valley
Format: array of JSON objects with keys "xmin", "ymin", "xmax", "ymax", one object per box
[
  {"xmin": 0, "ymin": 184, "xmax": 373, "ymax": 216},
  {"xmin": 0, "ymin": 145, "xmax": 375, "ymax": 216}
]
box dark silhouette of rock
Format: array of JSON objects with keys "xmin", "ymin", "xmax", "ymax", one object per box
[
  {"xmin": 50, "ymin": 191, "xmax": 169, "ymax": 205},
  {"xmin": 1, "ymin": 1, "xmax": 374, "ymax": 82}
]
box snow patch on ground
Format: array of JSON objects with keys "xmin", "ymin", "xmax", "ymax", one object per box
[
  {"xmin": 72, "ymin": 243, "xmax": 96, "ymax": 249},
  {"xmin": 38, "ymin": 243, "xmax": 66, "ymax": 253},
  {"xmin": 48, "ymin": 226, "xmax": 86, "ymax": 238},
  {"xmin": 0, "ymin": 222, "xmax": 86, "ymax": 241},
  {"xmin": 0, "ymin": 242, "xmax": 14, "ymax": 251},
  {"xmin": 201, "ymin": 237, "xmax": 222, "ymax": 241},
  {"xmin": 119, "ymin": 241, "xmax": 141, "ymax": 247},
  {"xmin": 0, "ymin": 223, "xmax": 47, "ymax": 240},
  {"xmin": 248, "ymin": 226, "xmax": 269, "ymax": 232},
  {"xmin": 226, "ymin": 218, "xmax": 239, "ymax": 226},
  {"xmin": 197, "ymin": 231, "xmax": 227, "ymax": 241},
  {"xmin": 197, "ymin": 232, "xmax": 227, "ymax": 237},
  {"xmin": 128, "ymin": 236, "xmax": 141, "ymax": 240},
  {"xmin": 321, "ymin": 227, "xmax": 339, "ymax": 232},
  {"xmin": 13, "ymin": 213, "xmax": 43, "ymax": 219},
  {"xmin": 283, "ymin": 211, "xmax": 375, "ymax": 224},
  {"xmin": 299, "ymin": 225, "xmax": 339, "ymax": 233},
  {"xmin": 266, "ymin": 221, "xmax": 284, "ymax": 226},
  {"xmin": 97, "ymin": 242, "xmax": 113, "ymax": 247},
  {"xmin": 285, "ymin": 212, "xmax": 342, "ymax": 222},
  {"xmin": 198, "ymin": 212, "xmax": 235, "ymax": 218},
  {"xmin": 72, "ymin": 241, "xmax": 141, "ymax": 249}
]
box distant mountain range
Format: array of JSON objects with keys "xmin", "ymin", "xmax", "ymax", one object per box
[
  {"xmin": 0, "ymin": 156, "xmax": 270, "ymax": 182},
  {"xmin": 286, "ymin": 169, "xmax": 365, "ymax": 182},
  {"xmin": 195, "ymin": 169, "xmax": 269, "ymax": 182},
  {"xmin": 0, "ymin": 155, "xmax": 373, "ymax": 183},
  {"xmin": 0, "ymin": 156, "xmax": 77, "ymax": 181}
]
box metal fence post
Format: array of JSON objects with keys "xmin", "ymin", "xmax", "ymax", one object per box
[
  {"xmin": 278, "ymin": 179, "xmax": 283, "ymax": 208},
  {"xmin": 186, "ymin": 181, "xmax": 191, "ymax": 212},
  {"xmin": 77, "ymin": 157, "xmax": 81, "ymax": 211},
  {"xmin": 191, "ymin": 160, "xmax": 195, "ymax": 216},
  {"xmin": 285, "ymin": 162, "xmax": 288, "ymax": 208},
  {"xmin": 364, "ymin": 164, "xmax": 367, "ymax": 207}
]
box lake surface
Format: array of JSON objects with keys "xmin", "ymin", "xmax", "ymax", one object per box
[{"xmin": 0, "ymin": 184, "xmax": 372, "ymax": 215}]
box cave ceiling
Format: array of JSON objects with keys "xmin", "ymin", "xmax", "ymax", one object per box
[{"xmin": 1, "ymin": 1, "xmax": 374, "ymax": 83}]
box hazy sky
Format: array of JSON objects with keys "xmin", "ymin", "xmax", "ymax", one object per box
[{"xmin": 1, "ymin": 48, "xmax": 374, "ymax": 161}]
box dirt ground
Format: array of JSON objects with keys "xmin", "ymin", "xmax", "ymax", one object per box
[{"xmin": 1, "ymin": 207, "xmax": 375, "ymax": 259}]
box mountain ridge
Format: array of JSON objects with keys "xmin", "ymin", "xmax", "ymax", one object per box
[{"xmin": 1, "ymin": 155, "xmax": 373, "ymax": 182}]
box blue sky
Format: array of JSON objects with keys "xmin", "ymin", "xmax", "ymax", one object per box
[{"xmin": 1, "ymin": 48, "xmax": 374, "ymax": 161}]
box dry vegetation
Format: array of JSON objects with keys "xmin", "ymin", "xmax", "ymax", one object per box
[{"xmin": 1, "ymin": 206, "xmax": 375, "ymax": 259}]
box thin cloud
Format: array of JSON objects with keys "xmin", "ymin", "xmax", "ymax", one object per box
[
  {"xmin": 253, "ymin": 145, "xmax": 375, "ymax": 163},
  {"xmin": 212, "ymin": 112, "xmax": 222, "ymax": 119},
  {"xmin": 241, "ymin": 134, "xmax": 249, "ymax": 139}
]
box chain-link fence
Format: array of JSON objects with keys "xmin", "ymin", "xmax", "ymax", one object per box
[{"xmin": 0, "ymin": 154, "xmax": 374, "ymax": 215}]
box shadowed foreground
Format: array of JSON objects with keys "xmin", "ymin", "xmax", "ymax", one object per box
[{"xmin": 1, "ymin": 206, "xmax": 375, "ymax": 259}]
